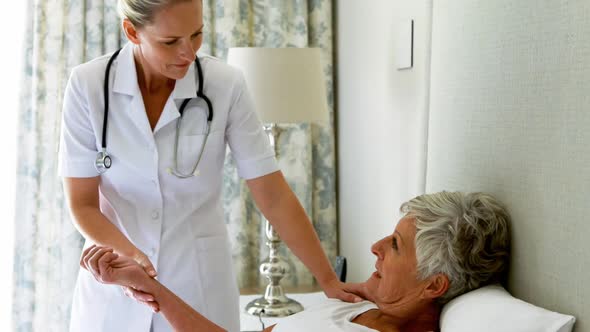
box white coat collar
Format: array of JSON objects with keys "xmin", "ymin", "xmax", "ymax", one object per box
[
  {"xmin": 112, "ymin": 42, "xmax": 199, "ymax": 100},
  {"xmin": 112, "ymin": 43, "xmax": 139, "ymax": 96},
  {"xmin": 173, "ymin": 60, "xmax": 198, "ymax": 100}
]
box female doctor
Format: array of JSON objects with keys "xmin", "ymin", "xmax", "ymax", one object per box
[{"xmin": 58, "ymin": 0, "xmax": 361, "ymax": 331}]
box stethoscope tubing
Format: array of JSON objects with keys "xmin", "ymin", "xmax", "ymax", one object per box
[{"xmin": 97, "ymin": 48, "xmax": 213, "ymax": 176}]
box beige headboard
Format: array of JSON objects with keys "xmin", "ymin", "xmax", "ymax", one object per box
[{"xmin": 425, "ymin": 1, "xmax": 590, "ymax": 331}]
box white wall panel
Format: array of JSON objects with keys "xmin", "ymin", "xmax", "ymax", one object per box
[
  {"xmin": 336, "ymin": 0, "xmax": 432, "ymax": 282},
  {"xmin": 427, "ymin": 1, "xmax": 590, "ymax": 329}
]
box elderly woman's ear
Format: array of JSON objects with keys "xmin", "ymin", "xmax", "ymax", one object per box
[{"xmin": 423, "ymin": 274, "xmax": 450, "ymax": 300}]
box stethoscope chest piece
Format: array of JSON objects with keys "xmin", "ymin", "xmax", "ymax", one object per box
[{"xmin": 95, "ymin": 149, "xmax": 112, "ymax": 174}]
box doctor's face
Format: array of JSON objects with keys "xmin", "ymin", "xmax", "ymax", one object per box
[
  {"xmin": 131, "ymin": 0, "xmax": 204, "ymax": 80},
  {"xmin": 366, "ymin": 216, "xmax": 427, "ymax": 307}
]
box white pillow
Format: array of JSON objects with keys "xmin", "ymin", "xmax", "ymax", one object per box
[{"xmin": 441, "ymin": 284, "xmax": 575, "ymax": 332}]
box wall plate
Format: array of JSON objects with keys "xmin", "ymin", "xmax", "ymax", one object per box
[{"xmin": 396, "ymin": 19, "xmax": 414, "ymax": 70}]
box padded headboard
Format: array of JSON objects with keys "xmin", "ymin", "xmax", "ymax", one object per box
[{"xmin": 425, "ymin": 1, "xmax": 590, "ymax": 331}]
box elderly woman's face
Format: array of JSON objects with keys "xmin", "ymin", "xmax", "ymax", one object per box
[
  {"xmin": 134, "ymin": 0, "xmax": 204, "ymax": 80},
  {"xmin": 366, "ymin": 216, "xmax": 426, "ymax": 306}
]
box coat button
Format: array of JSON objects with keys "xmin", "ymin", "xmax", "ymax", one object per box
[{"xmin": 151, "ymin": 210, "xmax": 160, "ymax": 220}]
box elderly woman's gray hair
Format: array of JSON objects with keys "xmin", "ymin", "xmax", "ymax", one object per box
[
  {"xmin": 117, "ymin": 0, "xmax": 198, "ymax": 27},
  {"xmin": 400, "ymin": 191, "xmax": 510, "ymax": 304}
]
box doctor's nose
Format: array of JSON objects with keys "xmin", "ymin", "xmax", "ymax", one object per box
[{"xmin": 179, "ymin": 40, "xmax": 196, "ymax": 61}]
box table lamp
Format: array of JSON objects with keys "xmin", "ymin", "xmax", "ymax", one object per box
[{"xmin": 227, "ymin": 47, "xmax": 329, "ymax": 317}]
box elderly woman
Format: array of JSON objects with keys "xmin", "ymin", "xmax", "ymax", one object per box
[{"xmin": 81, "ymin": 191, "xmax": 510, "ymax": 332}]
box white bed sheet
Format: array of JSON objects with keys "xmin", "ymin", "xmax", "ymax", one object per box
[{"xmin": 239, "ymin": 292, "xmax": 327, "ymax": 331}]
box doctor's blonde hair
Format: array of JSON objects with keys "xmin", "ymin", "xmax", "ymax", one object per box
[
  {"xmin": 117, "ymin": 0, "xmax": 199, "ymax": 27},
  {"xmin": 401, "ymin": 191, "xmax": 511, "ymax": 305}
]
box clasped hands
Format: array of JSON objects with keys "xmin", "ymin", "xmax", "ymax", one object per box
[{"xmin": 79, "ymin": 245, "xmax": 162, "ymax": 312}]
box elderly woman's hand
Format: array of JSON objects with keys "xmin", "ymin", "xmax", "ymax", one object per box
[
  {"xmin": 80, "ymin": 245, "xmax": 161, "ymax": 312},
  {"xmin": 80, "ymin": 245, "xmax": 147, "ymax": 286}
]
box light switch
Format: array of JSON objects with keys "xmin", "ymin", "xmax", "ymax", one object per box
[{"xmin": 396, "ymin": 19, "xmax": 414, "ymax": 70}]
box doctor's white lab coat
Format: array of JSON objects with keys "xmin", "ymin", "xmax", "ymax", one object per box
[{"xmin": 58, "ymin": 42, "xmax": 278, "ymax": 332}]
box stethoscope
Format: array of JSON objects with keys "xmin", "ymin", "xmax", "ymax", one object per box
[{"xmin": 96, "ymin": 48, "xmax": 213, "ymax": 178}]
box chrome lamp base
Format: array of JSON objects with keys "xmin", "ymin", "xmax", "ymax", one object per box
[
  {"xmin": 245, "ymin": 219, "xmax": 304, "ymax": 317},
  {"xmin": 245, "ymin": 285, "xmax": 304, "ymax": 317},
  {"xmin": 246, "ymin": 124, "xmax": 304, "ymax": 317}
]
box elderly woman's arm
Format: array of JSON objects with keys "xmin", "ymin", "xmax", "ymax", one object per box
[
  {"xmin": 81, "ymin": 245, "xmax": 226, "ymax": 332},
  {"xmin": 140, "ymin": 275, "xmax": 226, "ymax": 332}
]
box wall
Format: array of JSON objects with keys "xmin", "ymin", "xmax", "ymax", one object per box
[
  {"xmin": 336, "ymin": 0, "xmax": 432, "ymax": 282},
  {"xmin": 337, "ymin": 0, "xmax": 589, "ymax": 327},
  {"xmin": 426, "ymin": 1, "xmax": 590, "ymax": 329}
]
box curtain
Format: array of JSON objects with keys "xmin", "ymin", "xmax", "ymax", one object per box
[
  {"xmin": 13, "ymin": 0, "xmax": 336, "ymax": 331},
  {"xmin": 13, "ymin": 1, "xmax": 126, "ymax": 330}
]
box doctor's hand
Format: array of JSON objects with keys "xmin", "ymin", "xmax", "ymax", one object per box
[
  {"xmin": 320, "ymin": 277, "xmax": 366, "ymax": 304},
  {"xmin": 124, "ymin": 250, "xmax": 161, "ymax": 312},
  {"xmin": 341, "ymin": 281, "xmax": 374, "ymax": 303},
  {"xmin": 132, "ymin": 250, "xmax": 158, "ymax": 278}
]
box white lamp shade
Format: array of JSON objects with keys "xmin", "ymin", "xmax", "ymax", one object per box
[{"xmin": 227, "ymin": 47, "xmax": 329, "ymax": 125}]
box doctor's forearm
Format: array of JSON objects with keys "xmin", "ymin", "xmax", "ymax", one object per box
[
  {"xmin": 64, "ymin": 177, "xmax": 140, "ymax": 258},
  {"xmin": 70, "ymin": 206, "xmax": 139, "ymax": 257},
  {"xmin": 248, "ymin": 172, "xmax": 338, "ymax": 286},
  {"xmin": 267, "ymin": 193, "xmax": 338, "ymax": 285}
]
